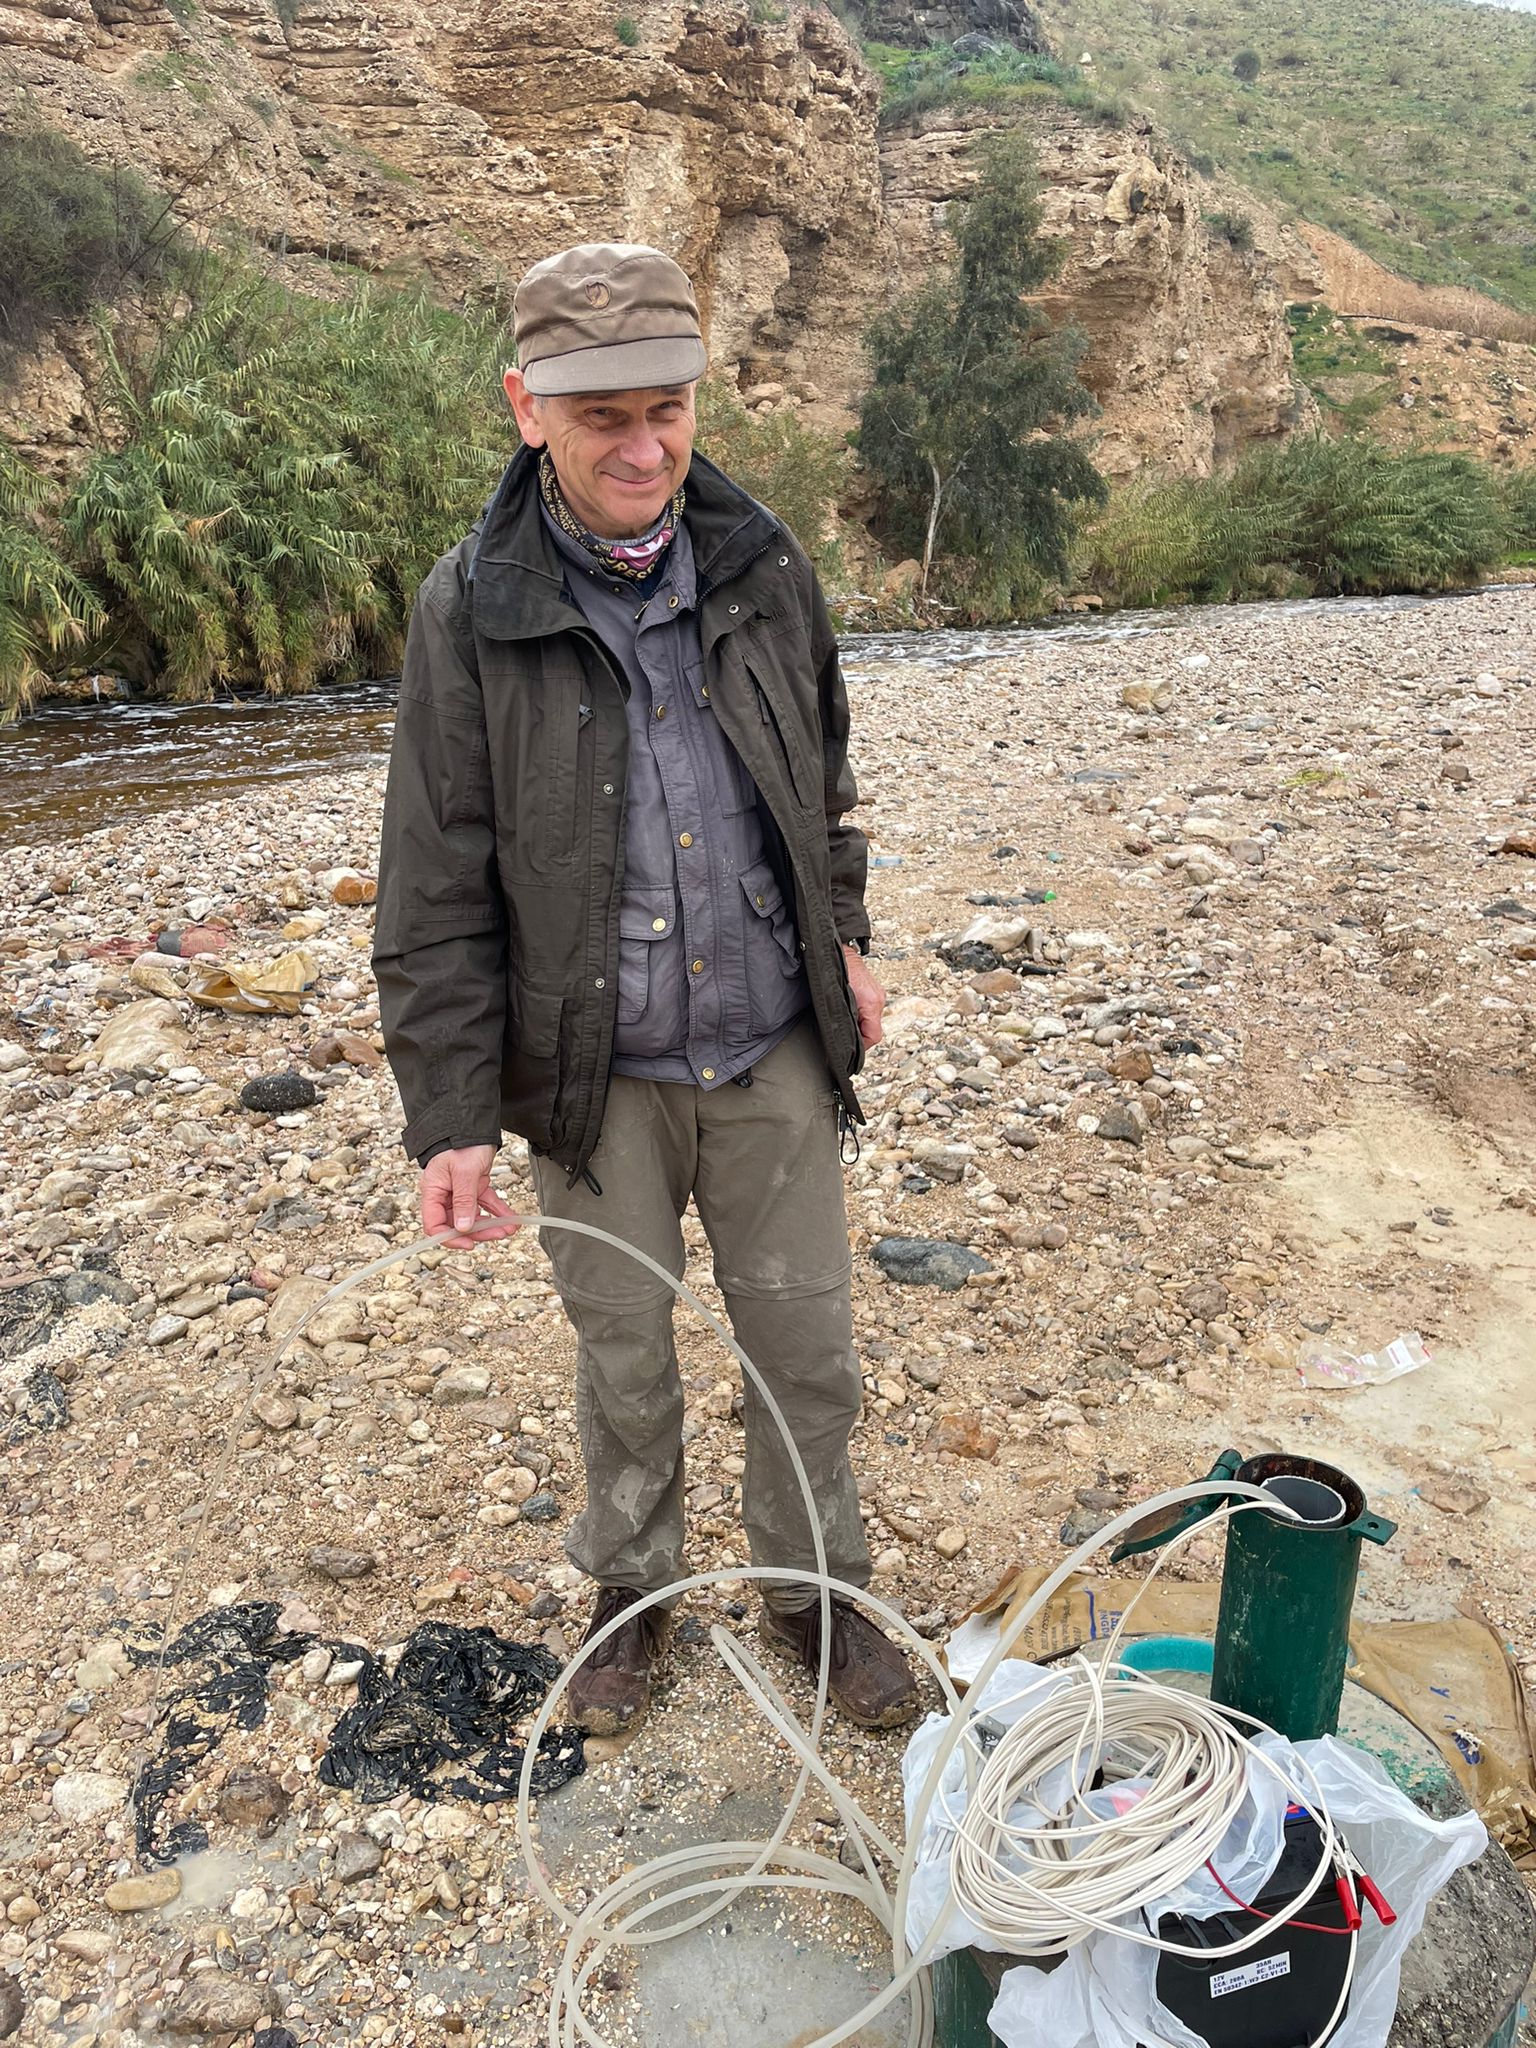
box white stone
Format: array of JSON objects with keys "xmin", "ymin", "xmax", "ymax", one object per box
[{"xmin": 52, "ymin": 1771, "xmax": 129, "ymax": 1825}]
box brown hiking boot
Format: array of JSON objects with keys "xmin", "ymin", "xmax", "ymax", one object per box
[
  {"xmin": 565, "ymin": 1586, "xmax": 671, "ymax": 1736},
  {"xmin": 759, "ymin": 1598, "xmax": 920, "ymax": 1730}
]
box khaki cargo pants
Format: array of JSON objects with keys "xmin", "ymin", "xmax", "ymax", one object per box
[{"xmin": 530, "ymin": 1019, "xmax": 870, "ymax": 1614}]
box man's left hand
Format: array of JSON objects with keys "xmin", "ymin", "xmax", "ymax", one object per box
[{"xmin": 844, "ymin": 944, "xmax": 886, "ymax": 1049}]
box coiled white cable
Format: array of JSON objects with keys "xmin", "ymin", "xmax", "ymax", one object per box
[{"xmin": 160, "ymin": 1215, "xmax": 1359, "ymax": 2048}]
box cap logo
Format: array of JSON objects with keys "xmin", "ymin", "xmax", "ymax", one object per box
[{"xmin": 583, "ymin": 279, "xmax": 611, "ymax": 308}]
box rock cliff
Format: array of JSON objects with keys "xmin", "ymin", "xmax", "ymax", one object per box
[
  {"xmin": 880, "ymin": 105, "xmax": 1321, "ymax": 476},
  {"xmin": 1, "ymin": 0, "xmax": 1317, "ymax": 476}
]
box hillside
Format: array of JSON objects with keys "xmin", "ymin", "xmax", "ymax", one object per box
[{"xmin": 1031, "ymin": 0, "xmax": 1536, "ymax": 310}]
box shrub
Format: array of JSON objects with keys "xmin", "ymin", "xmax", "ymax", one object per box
[
  {"xmin": 1077, "ymin": 438, "xmax": 1510, "ymax": 606},
  {"xmin": 615, "ymin": 16, "xmax": 640, "ymax": 45},
  {"xmin": 1500, "ymin": 465, "xmax": 1536, "ymax": 560},
  {"xmin": 1207, "ymin": 208, "xmax": 1255, "ymax": 251},
  {"xmin": 693, "ymin": 381, "xmax": 848, "ymax": 569},
  {"xmin": 0, "ymin": 125, "xmax": 179, "ymax": 367},
  {"xmin": 58, "ymin": 276, "xmax": 507, "ymax": 699},
  {"xmin": 869, "ymin": 41, "xmax": 1111, "ymax": 129},
  {"xmin": 0, "ymin": 449, "xmax": 106, "ymax": 722},
  {"xmin": 1232, "ymin": 48, "xmax": 1261, "ymax": 82}
]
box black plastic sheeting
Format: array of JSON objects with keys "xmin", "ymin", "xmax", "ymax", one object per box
[{"xmin": 126, "ymin": 1602, "xmax": 584, "ymax": 1866}]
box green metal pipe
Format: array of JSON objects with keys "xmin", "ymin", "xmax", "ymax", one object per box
[{"xmin": 1209, "ymin": 1451, "xmax": 1396, "ymax": 1741}]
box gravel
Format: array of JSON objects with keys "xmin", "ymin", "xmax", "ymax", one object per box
[{"xmin": 1, "ymin": 586, "xmax": 1533, "ymax": 2045}]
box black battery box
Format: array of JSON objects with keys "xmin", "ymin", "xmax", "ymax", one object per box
[{"xmin": 1153, "ymin": 1809, "xmax": 1353, "ymax": 2048}]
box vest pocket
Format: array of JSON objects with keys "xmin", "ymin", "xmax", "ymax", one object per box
[
  {"xmin": 740, "ymin": 861, "xmax": 802, "ymax": 977},
  {"xmin": 616, "ymin": 889, "xmax": 677, "ymax": 1026}
]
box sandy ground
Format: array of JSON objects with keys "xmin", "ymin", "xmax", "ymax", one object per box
[{"xmin": 1, "ymin": 585, "xmax": 1534, "ymax": 2045}]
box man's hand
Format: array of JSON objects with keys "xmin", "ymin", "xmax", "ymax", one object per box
[
  {"xmin": 420, "ymin": 1144, "xmax": 522, "ymax": 1251},
  {"xmin": 844, "ymin": 944, "xmax": 886, "ymax": 1050}
]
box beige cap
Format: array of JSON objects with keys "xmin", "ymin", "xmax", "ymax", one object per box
[{"xmin": 513, "ymin": 242, "xmax": 708, "ymax": 397}]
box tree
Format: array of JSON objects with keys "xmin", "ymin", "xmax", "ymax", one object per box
[{"xmin": 855, "ymin": 132, "xmax": 1105, "ymax": 606}]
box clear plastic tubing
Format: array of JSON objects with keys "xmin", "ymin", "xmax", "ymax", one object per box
[{"xmin": 152, "ymin": 1215, "xmax": 1319, "ymax": 2048}]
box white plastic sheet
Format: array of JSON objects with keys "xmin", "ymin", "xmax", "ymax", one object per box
[{"xmin": 902, "ymin": 1661, "xmax": 1488, "ymax": 2048}]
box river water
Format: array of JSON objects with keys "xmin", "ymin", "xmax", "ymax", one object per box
[{"xmin": 0, "ymin": 591, "xmax": 1480, "ymax": 845}]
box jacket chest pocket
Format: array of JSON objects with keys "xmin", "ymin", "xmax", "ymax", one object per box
[
  {"xmin": 743, "ymin": 654, "xmax": 817, "ymax": 815},
  {"xmin": 483, "ymin": 648, "xmax": 589, "ymax": 879}
]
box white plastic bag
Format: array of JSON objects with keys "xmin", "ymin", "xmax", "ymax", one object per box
[
  {"xmin": 985, "ymin": 1735, "xmax": 1487, "ymax": 2048},
  {"xmin": 903, "ymin": 1661, "xmax": 1292, "ymax": 1964}
]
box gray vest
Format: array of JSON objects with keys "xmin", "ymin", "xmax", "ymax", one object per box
[{"xmin": 543, "ymin": 508, "xmax": 808, "ymax": 1086}]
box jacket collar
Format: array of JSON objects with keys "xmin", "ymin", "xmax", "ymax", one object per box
[{"xmin": 470, "ymin": 444, "xmax": 780, "ymax": 642}]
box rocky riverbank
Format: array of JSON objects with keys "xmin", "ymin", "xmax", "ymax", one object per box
[{"xmin": 2, "ymin": 587, "xmax": 1534, "ymax": 2044}]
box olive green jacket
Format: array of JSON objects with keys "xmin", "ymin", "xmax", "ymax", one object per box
[{"xmin": 372, "ymin": 446, "xmax": 869, "ymax": 1179}]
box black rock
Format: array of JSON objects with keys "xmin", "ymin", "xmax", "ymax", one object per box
[
  {"xmin": 528, "ymin": 1591, "xmax": 565, "ymax": 1619},
  {"xmin": 60, "ymin": 1270, "xmax": 137, "ymax": 1309},
  {"xmin": 520, "ymin": 1492, "xmax": 560, "ymax": 1523},
  {"xmin": 0, "ymin": 1974, "xmax": 23, "ymax": 2042},
  {"xmin": 241, "ymin": 1071, "xmax": 319, "ymax": 1114},
  {"xmin": 254, "ymin": 2030, "xmax": 302, "ymax": 2048},
  {"xmin": 938, "ymin": 940, "xmax": 1003, "ymax": 974},
  {"xmin": 1096, "ymin": 1104, "xmax": 1144, "ymax": 1146},
  {"xmin": 871, "ymin": 1237, "xmax": 994, "ymax": 1291},
  {"xmin": 1482, "ymin": 898, "xmax": 1536, "ymax": 923},
  {"xmin": 156, "ymin": 928, "xmax": 183, "ymax": 956}
]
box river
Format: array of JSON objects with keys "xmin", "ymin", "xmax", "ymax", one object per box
[{"xmin": 0, "ymin": 591, "xmax": 1485, "ymax": 845}]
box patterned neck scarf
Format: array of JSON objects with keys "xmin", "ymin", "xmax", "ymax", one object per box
[{"xmin": 538, "ymin": 450, "xmax": 685, "ymax": 583}]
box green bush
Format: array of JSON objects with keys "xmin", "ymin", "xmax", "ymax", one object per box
[
  {"xmin": 1207, "ymin": 208, "xmax": 1254, "ymax": 250},
  {"xmin": 615, "ymin": 16, "xmax": 640, "ymax": 45},
  {"xmin": 693, "ymin": 381, "xmax": 848, "ymax": 569},
  {"xmin": 1500, "ymin": 465, "xmax": 1536, "ymax": 561},
  {"xmin": 57, "ymin": 278, "xmax": 507, "ymax": 700},
  {"xmin": 867, "ymin": 40, "xmax": 1117, "ymax": 129},
  {"xmin": 1078, "ymin": 438, "xmax": 1511, "ymax": 606},
  {"xmin": 0, "ymin": 449, "xmax": 107, "ymax": 721},
  {"xmin": 0, "ymin": 125, "xmax": 179, "ymax": 367},
  {"xmin": 1232, "ymin": 48, "xmax": 1262, "ymax": 82}
]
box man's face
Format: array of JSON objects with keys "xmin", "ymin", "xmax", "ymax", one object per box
[{"xmin": 504, "ymin": 370, "xmax": 697, "ymax": 539}]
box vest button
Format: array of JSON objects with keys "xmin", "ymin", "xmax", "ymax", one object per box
[
  {"xmin": 691, "ymin": 959, "xmax": 704, "ymax": 974},
  {"xmin": 701, "ymin": 1067, "xmax": 716, "ymax": 1081},
  {"xmin": 678, "ymin": 832, "xmax": 693, "ymax": 848},
  {"xmin": 651, "ymin": 917, "xmax": 667, "ymax": 932},
  {"xmin": 727, "ymin": 604, "xmax": 739, "ymax": 615}
]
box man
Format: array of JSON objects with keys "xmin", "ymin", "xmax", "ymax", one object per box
[{"xmin": 373, "ymin": 242, "xmax": 917, "ymax": 1736}]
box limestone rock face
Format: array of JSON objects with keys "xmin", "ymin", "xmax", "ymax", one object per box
[
  {"xmin": 1, "ymin": 0, "xmax": 882, "ymax": 431},
  {"xmin": 879, "ymin": 106, "xmax": 1322, "ymax": 477},
  {"xmin": 1, "ymin": 0, "xmax": 1319, "ymax": 473}
]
